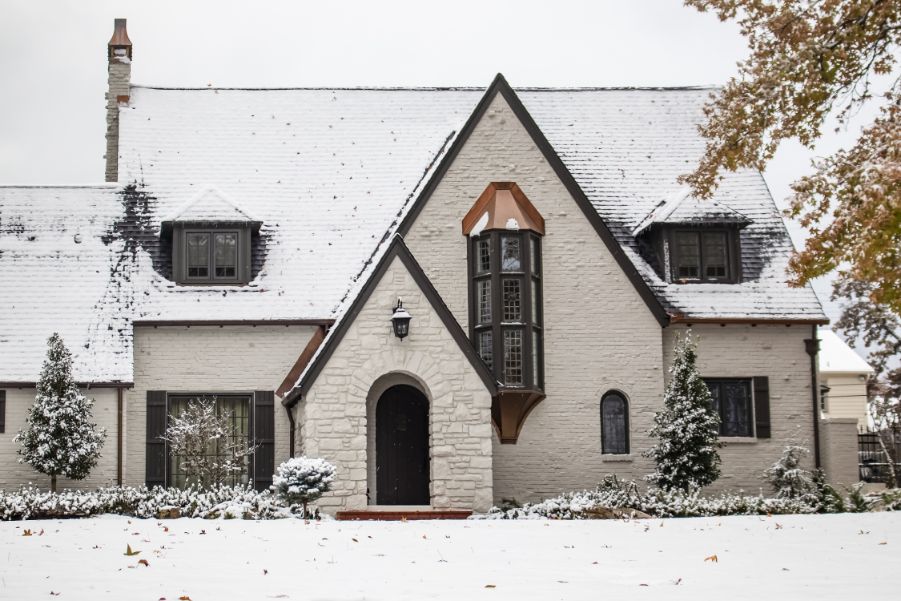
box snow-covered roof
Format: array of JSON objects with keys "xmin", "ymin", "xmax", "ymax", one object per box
[
  {"xmin": 818, "ymin": 329, "xmax": 873, "ymax": 375},
  {"xmin": 631, "ymin": 187, "xmax": 751, "ymax": 236},
  {"xmin": 0, "ymin": 83, "xmax": 826, "ymax": 382},
  {"xmin": 0, "ymin": 185, "xmax": 131, "ymax": 382}
]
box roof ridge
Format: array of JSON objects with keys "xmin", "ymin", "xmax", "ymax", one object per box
[
  {"xmin": 129, "ymin": 84, "xmax": 720, "ymax": 93},
  {"xmin": 0, "ymin": 183, "xmax": 119, "ymax": 189}
]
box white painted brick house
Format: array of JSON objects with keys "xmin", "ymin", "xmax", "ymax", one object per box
[{"xmin": 0, "ymin": 20, "xmax": 857, "ymax": 514}]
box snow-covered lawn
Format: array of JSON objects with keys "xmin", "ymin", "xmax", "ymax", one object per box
[{"xmin": 1, "ymin": 513, "xmax": 898, "ymax": 600}]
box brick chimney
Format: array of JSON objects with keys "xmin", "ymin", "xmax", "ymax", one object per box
[{"xmin": 105, "ymin": 18, "xmax": 132, "ymax": 182}]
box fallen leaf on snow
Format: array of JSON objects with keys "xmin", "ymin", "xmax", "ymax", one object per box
[
  {"xmin": 704, "ymin": 554, "xmax": 718, "ymax": 563},
  {"xmin": 179, "ymin": 596, "xmax": 192, "ymax": 601},
  {"xmin": 138, "ymin": 559, "xmax": 149, "ymax": 567},
  {"xmin": 124, "ymin": 544, "xmax": 141, "ymax": 556},
  {"xmin": 879, "ymin": 541, "xmax": 888, "ymax": 545},
  {"xmin": 484, "ymin": 584, "xmax": 496, "ymax": 589}
]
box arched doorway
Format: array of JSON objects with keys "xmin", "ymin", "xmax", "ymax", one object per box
[{"xmin": 376, "ymin": 384, "xmax": 430, "ymax": 505}]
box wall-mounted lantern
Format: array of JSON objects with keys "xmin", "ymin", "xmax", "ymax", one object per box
[{"xmin": 390, "ymin": 299, "xmax": 412, "ymax": 340}]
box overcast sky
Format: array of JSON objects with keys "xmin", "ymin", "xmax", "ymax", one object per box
[{"xmin": 0, "ymin": 0, "xmax": 878, "ymax": 321}]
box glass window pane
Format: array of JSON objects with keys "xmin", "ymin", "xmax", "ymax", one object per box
[
  {"xmin": 503, "ymin": 329, "xmax": 523, "ymax": 386},
  {"xmin": 705, "ymin": 380, "xmax": 753, "ymax": 437},
  {"xmin": 214, "ymin": 232, "xmax": 238, "ymax": 279},
  {"xmin": 501, "ymin": 236, "xmax": 521, "ymax": 271},
  {"xmin": 601, "ymin": 394, "xmax": 628, "ymax": 454},
  {"xmin": 532, "ymin": 329, "xmax": 540, "ymax": 387},
  {"xmin": 477, "ymin": 280, "xmax": 492, "ymax": 324},
  {"xmin": 531, "ymin": 279, "xmax": 540, "ymax": 325},
  {"xmin": 478, "ymin": 331, "xmax": 493, "ymax": 370},
  {"xmin": 502, "ymin": 279, "xmax": 521, "ymax": 322},
  {"xmin": 675, "ymin": 231, "xmax": 700, "ymax": 279},
  {"xmin": 167, "ymin": 395, "xmax": 251, "ymax": 488},
  {"xmin": 702, "ymin": 232, "xmax": 728, "ymax": 279},
  {"xmin": 530, "ymin": 236, "xmax": 540, "ymax": 275},
  {"xmin": 186, "ymin": 233, "xmax": 209, "ymax": 278},
  {"xmin": 476, "ymin": 238, "xmax": 491, "ymax": 274}
]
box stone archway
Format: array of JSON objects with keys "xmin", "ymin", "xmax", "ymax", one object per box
[{"xmin": 375, "ymin": 384, "xmax": 430, "ymax": 505}]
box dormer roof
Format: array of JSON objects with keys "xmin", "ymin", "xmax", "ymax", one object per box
[
  {"xmin": 632, "ymin": 187, "xmax": 751, "ymax": 236},
  {"xmin": 462, "ymin": 182, "xmax": 545, "ymax": 236},
  {"xmin": 161, "ymin": 187, "xmax": 260, "ymax": 231}
]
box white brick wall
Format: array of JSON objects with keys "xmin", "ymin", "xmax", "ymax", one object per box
[
  {"xmin": 403, "ymin": 93, "xmax": 665, "ymax": 503},
  {"xmin": 301, "ymin": 255, "xmax": 494, "ymax": 513},
  {"xmin": 663, "ymin": 324, "xmax": 818, "ymax": 492},
  {"xmin": 126, "ymin": 325, "xmax": 316, "ymax": 487},
  {"xmin": 0, "ymin": 387, "xmax": 119, "ymax": 490}
]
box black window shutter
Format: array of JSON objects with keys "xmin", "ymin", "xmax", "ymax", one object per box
[
  {"xmin": 146, "ymin": 391, "xmax": 168, "ymax": 488},
  {"xmin": 253, "ymin": 390, "xmax": 276, "ymax": 492},
  {"xmin": 753, "ymin": 376, "xmax": 771, "ymax": 439},
  {"xmin": 0, "ymin": 390, "xmax": 6, "ymax": 433}
]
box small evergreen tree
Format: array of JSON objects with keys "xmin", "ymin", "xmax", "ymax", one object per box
[
  {"xmin": 15, "ymin": 333, "xmax": 106, "ymax": 492},
  {"xmin": 271, "ymin": 456, "xmax": 336, "ymax": 517},
  {"xmin": 645, "ymin": 333, "xmax": 722, "ymax": 492},
  {"xmin": 765, "ymin": 445, "xmax": 818, "ymax": 500}
]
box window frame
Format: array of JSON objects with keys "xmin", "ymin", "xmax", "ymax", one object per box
[
  {"xmin": 668, "ymin": 227, "xmax": 740, "ymax": 283},
  {"xmin": 172, "ymin": 224, "xmax": 251, "ymax": 285},
  {"xmin": 600, "ymin": 390, "xmax": 630, "ymax": 455},
  {"xmin": 164, "ymin": 392, "xmax": 255, "ymax": 488},
  {"xmin": 469, "ymin": 230, "xmax": 543, "ymax": 391},
  {"xmin": 703, "ymin": 378, "xmax": 756, "ymax": 438}
]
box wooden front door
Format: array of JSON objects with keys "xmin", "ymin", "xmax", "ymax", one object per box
[{"xmin": 376, "ymin": 385, "xmax": 430, "ymax": 505}]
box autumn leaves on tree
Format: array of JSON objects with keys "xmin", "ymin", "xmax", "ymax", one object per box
[{"xmin": 682, "ymin": 0, "xmax": 900, "ymax": 313}]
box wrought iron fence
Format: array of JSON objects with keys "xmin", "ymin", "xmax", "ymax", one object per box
[{"xmin": 858, "ymin": 430, "xmax": 901, "ymax": 483}]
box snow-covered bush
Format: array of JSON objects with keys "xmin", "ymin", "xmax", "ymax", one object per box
[
  {"xmin": 0, "ymin": 484, "xmax": 294, "ymax": 521},
  {"xmin": 15, "ymin": 333, "xmax": 106, "ymax": 492},
  {"xmin": 271, "ymin": 456, "xmax": 336, "ymax": 516},
  {"xmin": 645, "ymin": 333, "xmax": 722, "ymax": 492},
  {"xmin": 162, "ymin": 397, "xmax": 256, "ymax": 489},
  {"xmin": 481, "ymin": 475, "xmax": 896, "ymax": 520},
  {"xmin": 764, "ymin": 445, "xmax": 820, "ymax": 500}
]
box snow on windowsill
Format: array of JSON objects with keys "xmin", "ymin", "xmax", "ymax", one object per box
[{"xmin": 720, "ymin": 436, "xmax": 758, "ymax": 444}]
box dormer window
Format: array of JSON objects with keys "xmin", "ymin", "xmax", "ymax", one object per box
[
  {"xmin": 632, "ymin": 189, "xmax": 750, "ymax": 285},
  {"xmin": 671, "ymin": 229, "xmax": 735, "ymax": 282},
  {"xmin": 161, "ymin": 188, "xmax": 260, "ymax": 286},
  {"xmin": 185, "ymin": 230, "xmax": 241, "ymax": 282}
]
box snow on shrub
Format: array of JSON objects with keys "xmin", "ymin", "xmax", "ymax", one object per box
[
  {"xmin": 481, "ymin": 476, "xmax": 895, "ymax": 520},
  {"xmin": 0, "ymin": 484, "xmax": 293, "ymax": 521},
  {"xmin": 271, "ymin": 456, "xmax": 336, "ymax": 516},
  {"xmin": 764, "ymin": 445, "xmax": 821, "ymax": 501}
]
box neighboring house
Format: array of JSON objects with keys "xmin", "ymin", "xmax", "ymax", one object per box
[
  {"xmin": 1, "ymin": 20, "xmax": 848, "ymax": 512},
  {"xmin": 818, "ymin": 328, "xmax": 873, "ymax": 430}
]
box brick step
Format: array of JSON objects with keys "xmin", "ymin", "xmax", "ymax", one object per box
[{"xmin": 335, "ymin": 509, "xmax": 473, "ymax": 521}]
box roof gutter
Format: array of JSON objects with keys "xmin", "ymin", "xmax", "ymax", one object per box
[{"xmin": 668, "ymin": 316, "xmax": 830, "ymax": 326}]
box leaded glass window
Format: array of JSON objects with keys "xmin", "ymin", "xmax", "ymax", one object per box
[
  {"xmin": 469, "ymin": 231, "xmax": 543, "ymax": 390},
  {"xmin": 601, "ymin": 392, "xmax": 629, "ymax": 454},
  {"xmin": 179, "ymin": 228, "xmax": 247, "ymax": 284},
  {"xmin": 670, "ymin": 229, "xmax": 737, "ymax": 283},
  {"xmin": 704, "ymin": 379, "xmax": 754, "ymax": 437},
  {"xmin": 167, "ymin": 395, "xmax": 252, "ymax": 488}
]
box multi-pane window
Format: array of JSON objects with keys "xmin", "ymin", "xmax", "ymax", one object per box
[
  {"xmin": 704, "ymin": 379, "xmax": 754, "ymax": 437},
  {"xmin": 601, "ymin": 392, "xmax": 629, "ymax": 454},
  {"xmin": 177, "ymin": 228, "xmax": 247, "ymax": 284},
  {"xmin": 167, "ymin": 395, "xmax": 252, "ymax": 488},
  {"xmin": 470, "ymin": 231, "xmax": 543, "ymax": 390},
  {"xmin": 671, "ymin": 229, "xmax": 736, "ymax": 282}
]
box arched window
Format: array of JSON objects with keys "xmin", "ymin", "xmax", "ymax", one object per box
[{"xmin": 601, "ymin": 391, "xmax": 629, "ymax": 454}]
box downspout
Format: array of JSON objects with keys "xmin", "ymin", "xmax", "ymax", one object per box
[
  {"xmin": 286, "ymin": 404, "xmax": 296, "ymax": 458},
  {"xmin": 804, "ymin": 326, "xmax": 822, "ymax": 469},
  {"xmin": 116, "ymin": 385, "xmax": 124, "ymax": 486}
]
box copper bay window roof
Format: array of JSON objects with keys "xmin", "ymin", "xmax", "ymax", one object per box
[{"xmin": 462, "ymin": 182, "xmax": 545, "ymax": 236}]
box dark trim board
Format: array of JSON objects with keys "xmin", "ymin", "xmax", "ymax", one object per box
[
  {"xmin": 395, "ymin": 73, "xmax": 670, "ymax": 327},
  {"xmin": 284, "ymin": 236, "xmax": 499, "ymax": 407},
  {"xmin": 0, "ymin": 381, "xmax": 133, "ymax": 389},
  {"xmin": 669, "ymin": 317, "xmax": 830, "ymax": 326},
  {"xmin": 133, "ymin": 319, "xmax": 334, "ymax": 328}
]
